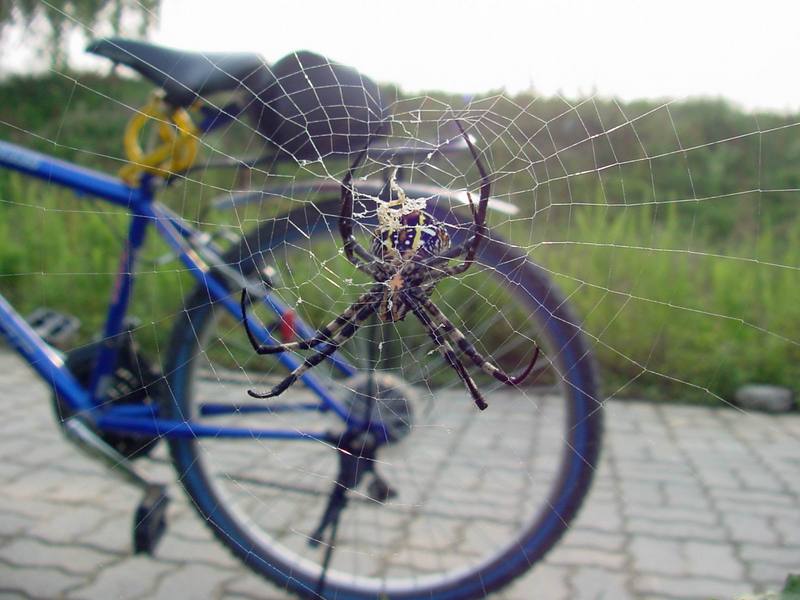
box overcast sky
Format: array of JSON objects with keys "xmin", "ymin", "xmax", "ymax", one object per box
[{"xmin": 3, "ymin": 0, "xmax": 799, "ymax": 112}]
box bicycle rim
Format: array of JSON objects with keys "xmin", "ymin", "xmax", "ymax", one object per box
[{"xmin": 165, "ymin": 198, "xmax": 602, "ymax": 599}]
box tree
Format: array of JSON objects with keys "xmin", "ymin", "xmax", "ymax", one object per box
[{"xmin": 0, "ymin": 0, "xmax": 160, "ymax": 69}]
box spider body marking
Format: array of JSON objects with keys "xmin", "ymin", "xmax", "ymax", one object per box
[
  {"xmin": 371, "ymin": 208, "xmax": 450, "ymax": 322},
  {"xmin": 372, "ymin": 209, "xmax": 450, "ymax": 262},
  {"xmin": 241, "ymin": 120, "xmax": 540, "ymax": 410}
]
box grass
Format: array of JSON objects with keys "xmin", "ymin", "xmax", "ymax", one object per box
[
  {"xmin": 531, "ymin": 201, "xmax": 800, "ymax": 404},
  {"xmin": 1, "ymin": 71, "xmax": 799, "ymax": 407},
  {"xmin": 0, "ymin": 172, "xmax": 193, "ymax": 355}
]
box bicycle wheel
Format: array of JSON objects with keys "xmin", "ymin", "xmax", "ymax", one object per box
[{"xmin": 164, "ymin": 196, "xmax": 602, "ymax": 599}]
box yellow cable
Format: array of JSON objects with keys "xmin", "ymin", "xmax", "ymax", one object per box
[{"xmin": 119, "ymin": 94, "xmax": 200, "ymax": 185}]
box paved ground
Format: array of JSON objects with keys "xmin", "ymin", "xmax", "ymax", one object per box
[{"xmin": 0, "ymin": 349, "xmax": 798, "ymax": 600}]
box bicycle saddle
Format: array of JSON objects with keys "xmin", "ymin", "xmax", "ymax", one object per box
[
  {"xmin": 249, "ymin": 50, "xmax": 387, "ymax": 161},
  {"xmin": 87, "ymin": 38, "xmax": 266, "ymax": 107}
]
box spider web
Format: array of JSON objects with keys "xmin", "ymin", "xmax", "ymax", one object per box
[{"xmin": 0, "ymin": 3, "xmax": 798, "ymax": 599}]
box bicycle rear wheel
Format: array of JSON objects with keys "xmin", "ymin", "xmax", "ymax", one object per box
[{"xmin": 164, "ymin": 196, "xmax": 602, "ymax": 599}]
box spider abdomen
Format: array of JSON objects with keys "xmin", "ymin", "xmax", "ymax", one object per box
[{"xmin": 372, "ymin": 211, "xmax": 450, "ymax": 261}]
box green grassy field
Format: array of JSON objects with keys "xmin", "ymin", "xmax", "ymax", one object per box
[{"xmin": 1, "ymin": 71, "xmax": 798, "ymax": 406}]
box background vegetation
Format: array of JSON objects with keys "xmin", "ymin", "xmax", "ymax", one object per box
[
  {"xmin": 1, "ymin": 1, "xmax": 159, "ymax": 68},
  {"xmin": 0, "ymin": 70, "xmax": 798, "ymax": 405}
]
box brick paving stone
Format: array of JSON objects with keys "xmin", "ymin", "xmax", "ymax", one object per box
[
  {"xmin": 461, "ymin": 521, "xmax": 516, "ymax": 549},
  {"xmin": 1, "ymin": 350, "xmax": 800, "ymax": 599},
  {"xmin": 0, "ymin": 461, "xmax": 30, "ymax": 481},
  {"xmin": 629, "ymin": 537, "xmax": 684, "ymax": 576},
  {"xmin": 773, "ymin": 516, "xmax": 800, "ymax": 545},
  {"xmin": 28, "ymin": 505, "xmax": 114, "ymax": 544},
  {"xmin": 67, "ymin": 556, "xmax": 173, "ymax": 600},
  {"xmin": 0, "ymin": 537, "xmax": 114, "ymax": 575},
  {"xmin": 78, "ymin": 513, "xmax": 133, "ymax": 555},
  {"xmin": 0, "ymin": 511, "xmax": 31, "ymax": 537},
  {"xmin": 619, "ymin": 480, "xmax": 663, "ymax": 506},
  {"xmin": 709, "ymin": 488, "xmax": 796, "ymax": 507},
  {"xmin": 662, "ymin": 482, "xmax": 710, "ymax": 510},
  {"xmin": 13, "ymin": 442, "xmax": 71, "ymax": 468},
  {"xmin": 43, "ymin": 470, "xmax": 120, "ymax": 502},
  {"xmin": 738, "ymin": 544, "xmax": 800, "ymax": 566},
  {"xmin": 615, "ymin": 466, "xmax": 697, "ymax": 485},
  {"xmin": 548, "ymin": 546, "xmax": 627, "ymax": 570},
  {"xmin": 573, "ymin": 500, "xmax": 623, "ymax": 532},
  {"xmin": 149, "ymin": 564, "xmax": 235, "ymax": 600},
  {"xmin": 722, "ymin": 513, "xmax": 779, "ymax": 545},
  {"xmin": 502, "ymin": 564, "xmax": 570, "ymax": 600},
  {"xmin": 748, "ymin": 562, "xmax": 796, "ymax": 588},
  {"xmin": 626, "ymin": 517, "xmax": 727, "ymax": 541},
  {"xmin": 167, "ymin": 514, "xmax": 217, "ymax": 541},
  {"xmin": 582, "ymin": 484, "xmax": 616, "ymax": 504},
  {"xmin": 715, "ymin": 500, "xmax": 799, "ymax": 520},
  {"xmin": 624, "ymin": 505, "xmax": 718, "ymax": 525},
  {"xmin": 691, "ymin": 469, "xmax": 743, "ymax": 490},
  {"xmin": 389, "ymin": 546, "xmax": 478, "ymax": 572},
  {"xmin": 0, "ymin": 498, "xmax": 68, "ymax": 521},
  {"xmin": 3, "ymin": 467, "xmax": 70, "ymax": 500},
  {"xmin": 562, "ymin": 528, "xmax": 627, "ymax": 552},
  {"xmin": 571, "ymin": 567, "xmax": 635, "ymax": 600},
  {"xmin": 684, "ymin": 541, "xmax": 744, "ymax": 580},
  {"xmin": 156, "ymin": 532, "xmax": 241, "ymax": 570},
  {"xmin": 224, "ymin": 572, "xmax": 294, "ymax": 599},
  {"xmin": 634, "ymin": 575, "xmax": 753, "ymax": 599},
  {"xmin": 734, "ymin": 469, "xmax": 786, "ymax": 493},
  {"xmin": 0, "ymin": 562, "xmax": 87, "ymax": 597}
]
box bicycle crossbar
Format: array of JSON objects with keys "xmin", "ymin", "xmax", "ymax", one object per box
[
  {"xmin": 0, "ymin": 138, "xmax": 388, "ymax": 443},
  {"xmin": 0, "ymin": 140, "xmax": 148, "ymax": 208}
]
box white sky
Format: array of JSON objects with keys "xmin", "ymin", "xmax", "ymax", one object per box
[{"xmin": 3, "ymin": 0, "xmax": 800, "ymax": 112}]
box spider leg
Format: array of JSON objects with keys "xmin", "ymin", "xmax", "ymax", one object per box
[
  {"xmin": 415, "ymin": 293, "xmax": 540, "ymax": 386},
  {"xmin": 247, "ymin": 298, "xmax": 379, "ymax": 399},
  {"xmin": 409, "ymin": 300, "xmax": 488, "ymax": 410},
  {"xmin": 407, "ymin": 238, "xmax": 478, "ymax": 291},
  {"xmin": 455, "ymin": 119, "xmax": 491, "ymax": 247},
  {"xmin": 418, "ymin": 247, "xmax": 474, "ymax": 284},
  {"xmin": 340, "ymin": 138, "xmax": 382, "ymax": 275},
  {"xmin": 416, "ymin": 121, "xmax": 491, "ymax": 282},
  {"xmin": 241, "ymin": 286, "xmax": 382, "ymax": 355},
  {"xmin": 356, "ymin": 259, "xmax": 386, "ymax": 279},
  {"xmin": 435, "ymin": 122, "xmax": 490, "ymax": 274},
  {"xmin": 350, "ymin": 243, "xmax": 386, "ymax": 279}
]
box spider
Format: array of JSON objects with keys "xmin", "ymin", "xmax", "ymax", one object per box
[{"xmin": 240, "ymin": 121, "xmax": 539, "ymax": 410}]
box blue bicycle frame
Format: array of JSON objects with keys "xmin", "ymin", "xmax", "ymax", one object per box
[{"xmin": 0, "ymin": 135, "xmax": 390, "ymax": 444}]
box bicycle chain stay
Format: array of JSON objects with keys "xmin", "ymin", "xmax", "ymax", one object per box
[{"xmin": 119, "ymin": 92, "xmax": 200, "ymax": 185}]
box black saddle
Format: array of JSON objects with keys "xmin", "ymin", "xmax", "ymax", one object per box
[
  {"xmin": 88, "ymin": 38, "xmax": 388, "ymax": 162},
  {"xmin": 248, "ymin": 50, "xmax": 387, "ymax": 161},
  {"xmin": 87, "ymin": 38, "xmax": 265, "ymax": 107}
]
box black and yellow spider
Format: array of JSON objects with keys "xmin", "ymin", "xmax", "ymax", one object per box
[{"xmin": 240, "ymin": 122, "xmax": 539, "ymax": 410}]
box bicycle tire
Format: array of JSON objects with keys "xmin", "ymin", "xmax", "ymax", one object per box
[{"xmin": 164, "ymin": 196, "xmax": 602, "ymax": 599}]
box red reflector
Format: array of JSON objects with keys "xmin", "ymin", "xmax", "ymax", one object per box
[{"xmin": 279, "ymin": 311, "xmax": 296, "ymax": 343}]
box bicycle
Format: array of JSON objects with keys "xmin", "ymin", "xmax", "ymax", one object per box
[{"xmin": 0, "ymin": 38, "xmax": 602, "ymax": 599}]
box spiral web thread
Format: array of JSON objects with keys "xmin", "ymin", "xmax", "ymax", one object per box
[{"xmin": 0, "ymin": 3, "xmax": 799, "ymax": 598}]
